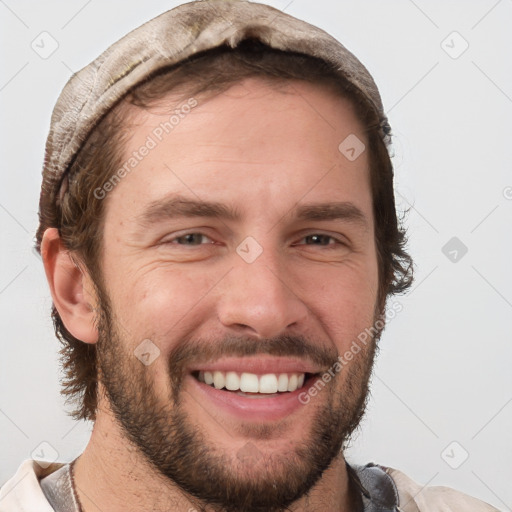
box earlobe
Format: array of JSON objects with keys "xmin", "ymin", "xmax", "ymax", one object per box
[{"xmin": 41, "ymin": 227, "xmax": 99, "ymax": 344}]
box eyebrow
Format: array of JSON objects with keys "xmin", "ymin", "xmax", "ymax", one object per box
[{"xmin": 136, "ymin": 194, "xmax": 369, "ymax": 230}]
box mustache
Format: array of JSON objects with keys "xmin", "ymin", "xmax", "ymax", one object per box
[{"xmin": 167, "ymin": 333, "xmax": 338, "ymax": 387}]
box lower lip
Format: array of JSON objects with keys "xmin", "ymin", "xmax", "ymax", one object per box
[{"xmin": 187, "ymin": 374, "xmax": 316, "ymax": 422}]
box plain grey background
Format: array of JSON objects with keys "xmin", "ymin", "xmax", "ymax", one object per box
[{"xmin": 1, "ymin": 0, "xmax": 511, "ymax": 509}]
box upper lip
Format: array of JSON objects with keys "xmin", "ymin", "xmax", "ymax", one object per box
[{"xmin": 189, "ymin": 356, "xmax": 323, "ymax": 376}]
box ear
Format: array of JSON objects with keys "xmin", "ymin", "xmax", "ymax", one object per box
[{"xmin": 41, "ymin": 227, "xmax": 99, "ymax": 344}]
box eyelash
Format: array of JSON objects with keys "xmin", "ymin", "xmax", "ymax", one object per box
[{"xmin": 164, "ymin": 232, "xmax": 346, "ymax": 248}]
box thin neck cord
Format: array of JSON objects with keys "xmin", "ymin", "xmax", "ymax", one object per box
[{"xmin": 69, "ymin": 460, "xmax": 84, "ymax": 512}]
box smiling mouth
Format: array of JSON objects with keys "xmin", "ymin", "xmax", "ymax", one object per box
[{"xmin": 192, "ymin": 370, "xmax": 314, "ymax": 397}]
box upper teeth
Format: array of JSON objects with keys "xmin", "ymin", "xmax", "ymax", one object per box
[{"xmin": 198, "ymin": 371, "xmax": 305, "ymax": 393}]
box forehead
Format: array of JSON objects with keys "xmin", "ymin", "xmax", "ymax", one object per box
[{"xmin": 104, "ymin": 77, "xmax": 372, "ymax": 226}]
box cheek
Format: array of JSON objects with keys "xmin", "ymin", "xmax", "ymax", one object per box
[
  {"xmin": 105, "ymin": 269, "xmax": 212, "ymax": 399},
  {"xmin": 110, "ymin": 264, "xmax": 217, "ymax": 341},
  {"xmin": 297, "ymin": 258, "xmax": 379, "ymax": 347}
]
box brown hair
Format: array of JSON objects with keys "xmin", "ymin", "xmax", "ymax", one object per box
[{"xmin": 35, "ymin": 41, "xmax": 413, "ymax": 421}]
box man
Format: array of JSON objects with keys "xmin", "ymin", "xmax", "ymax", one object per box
[{"xmin": 0, "ymin": 1, "xmax": 499, "ymax": 511}]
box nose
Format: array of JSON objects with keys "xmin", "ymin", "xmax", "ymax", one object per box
[{"xmin": 216, "ymin": 249, "xmax": 309, "ymax": 339}]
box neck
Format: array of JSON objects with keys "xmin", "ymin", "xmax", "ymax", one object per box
[{"xmin": 73, "ymin": 401, "xmax": 358, "ymax": 512}]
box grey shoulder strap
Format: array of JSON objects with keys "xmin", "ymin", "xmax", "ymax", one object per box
[{"xmin": 348, "ymin": 462, "xmax": 400, "ymax": 512}]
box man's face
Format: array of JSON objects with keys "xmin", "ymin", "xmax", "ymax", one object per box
[{"xmin": 94, "ymin": 78, "xmax": 380, "ymax": 511}]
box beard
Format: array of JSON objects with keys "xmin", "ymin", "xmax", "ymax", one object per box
[{"xmin": 95, "ymin": 288, "xmax": 381, "ymax": 512}]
